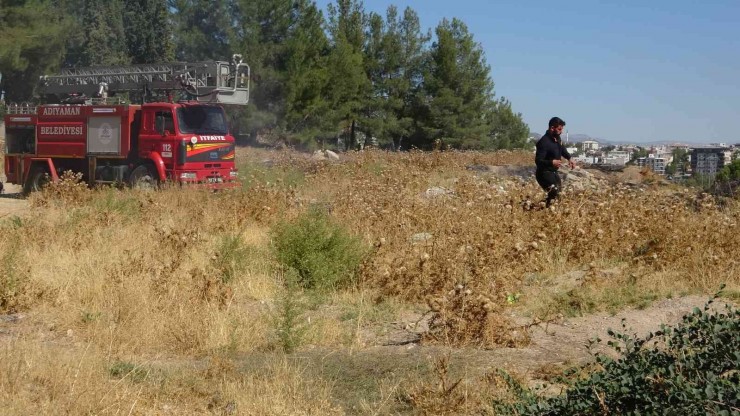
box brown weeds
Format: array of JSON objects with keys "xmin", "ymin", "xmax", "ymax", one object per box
[{"xmin": 1, "ymin": 147, "xmax": 738, "ymax": 413}]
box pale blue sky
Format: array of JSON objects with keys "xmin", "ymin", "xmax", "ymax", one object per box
[{"xmin": 315, "ymin": 0, "xmax": 740, "ymax": 143}]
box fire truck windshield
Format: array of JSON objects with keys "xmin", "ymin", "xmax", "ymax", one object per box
[{"xmin": 176, "ymin": 106, "xmax": 228, "ymax": 134}]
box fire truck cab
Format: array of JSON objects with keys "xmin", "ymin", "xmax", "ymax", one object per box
[{"xmin": 3, "ymin": 55, "xmax": 249, "ymax": 192}]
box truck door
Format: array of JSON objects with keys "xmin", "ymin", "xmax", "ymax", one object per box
[{"xmin": 139, "ymin": 107, "xmax": 176, "ymax": 165}]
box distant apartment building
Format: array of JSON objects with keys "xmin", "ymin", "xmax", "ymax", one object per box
[
  {"xmin": 646, "ymin": 154, "xmax": 667, "ymax": 175},
  {"xmin": 603, "ymin": 150, "xmax": 630, "ymax": 166},
  {"xmin": 691, "ymin": 147, "xmax": 732, "ymax": 177},
  {"xmin": 574, "ymin": 155, "xmax": 598, "ymax": 165},
  {"xmin": 581, "ymin": 140, "xmax": 600, "ymax": 151}
]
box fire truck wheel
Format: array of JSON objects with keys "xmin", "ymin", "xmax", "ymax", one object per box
[
  {"xmin": 129, "ymin": 165, "xmax": 159, "ymax": 190},
  {"xmin": 25, "ymin": 167, "xmax": 51, "ymax": 194}
]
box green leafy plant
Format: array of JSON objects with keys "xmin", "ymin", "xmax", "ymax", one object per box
[
  {"xmin": 494, "ymin": 289, "xmax": 740, "ymax": 415},
  {"xmin": 271, "ymin": 207, "xmax": 367, "ymax": 291},
  {"xmin": 92, "ymin": 189, "xmax": 142, "ymax": 219},
  {"xmin": 273, "ymin": 270, "xmax": 308, "ymax": 354},
  {"xmin": 108, "ymin": 360, "xmax": 148, "ymax": 383},
  {"xmin": 212, "ymin": 233, "xmax": 249, "ymax": 284}
]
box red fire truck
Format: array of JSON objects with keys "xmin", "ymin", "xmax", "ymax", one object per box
[{"xmin": 3, "ymin": 55, "xmax": 249, "ymax": 192}]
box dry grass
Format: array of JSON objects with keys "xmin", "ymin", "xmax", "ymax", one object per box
[{"xmin": 0, "ymin": 147, "xmax": 737, "ymax": 414}]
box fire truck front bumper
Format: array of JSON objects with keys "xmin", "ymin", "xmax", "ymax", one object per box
[{"xmin": 175, "ymin": 170, "xmax": 240, "ymax": 189}]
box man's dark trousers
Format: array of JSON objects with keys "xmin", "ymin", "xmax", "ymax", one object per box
[{"xmin": 536, "ymin": 170, "xmax": 561, "ymax": 207}]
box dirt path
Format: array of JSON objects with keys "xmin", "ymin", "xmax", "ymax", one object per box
[
  {"xmin": 0, "ymin": 183, "xmax": 28, "ymax": 219},
  {"xmin": 363, "ymin": 295, "xmax": 714, "ymax": 374}
]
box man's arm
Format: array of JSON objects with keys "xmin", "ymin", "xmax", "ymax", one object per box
[{"xmin": 561, "ymin": 143, "xmax": 576, "ymax": 169}]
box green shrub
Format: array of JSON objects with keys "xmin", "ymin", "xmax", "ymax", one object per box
[
  {"xmin": 237, "ymin": 159, "xmax": 305, "ymax": 190},
  {"xmin": 273, "ymin": 270, "xmax": 308, "ymax": 353},
  {"xmin": 271, "ymin": 207, "xmax": 367, "ymax": 291},
  {"xmin": 716, "ymin": 159, "xmax": 740, "ymax": 182},
  {"xmin": 108, "ymin": 360, "xmax": 148, "ymax": 383},
  {"xmin": 93, "ymin": 189, "xmax": 142, "ymax": 219},
  {"xmin": 495, "ymin": 291, "xmax": 739, "ymax": 415},
  {"xmin": 212, "ymin": 233, "xmax": 249, "ymax": 284}
]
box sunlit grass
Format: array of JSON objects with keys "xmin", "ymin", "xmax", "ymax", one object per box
[{"xmin": 0, "ymin": 147, "xmax": 737, "ymax": 413}]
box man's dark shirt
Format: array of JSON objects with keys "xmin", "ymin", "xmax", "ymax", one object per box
[{"xmin": 535, "ymin": 131, "xmax": 571, "ymax": 172}]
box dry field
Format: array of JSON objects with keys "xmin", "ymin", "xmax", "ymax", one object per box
[{"xmin": 0, "ymin": 147, "xmax": 738, "ymax": 415}]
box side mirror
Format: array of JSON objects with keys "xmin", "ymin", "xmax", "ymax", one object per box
[{"xmin": 178, "ymin": 140, "xmax": 188, "ymax": 165}]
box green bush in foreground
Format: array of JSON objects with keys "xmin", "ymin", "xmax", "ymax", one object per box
[
  {"xmin": 495, "ymin": 291, "xmax": 739, "ymax": 415},
  {"xmin": 272, "ymin": 207, "xmax": 367, "ymax": 291}
]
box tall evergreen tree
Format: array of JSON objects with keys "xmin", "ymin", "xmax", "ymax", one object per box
[
  {"xmin": 0, "ymin": 0, "xmax": 69, "ymax": 101},
  {"xmin": 283, "ymin": 0, "xmax": 330, "ymax": 143},
  {"xmin": 79, "ymin": 0, "xmax": 129, "ymax": 66},
  {"xmin": 232, "ymin": 0, "xmax": 297, "ymax": 137},
  {"xmin": 417, "ymin": 18, "xmax": 494, "ymax": 149},
  {"xmin": 168, "ymin": 0, "xmax": 236, "ymax": 61},
  {"xmin": 123, "ymin": 0, "xmax": 174, "ymax": 64},
  {"xmin": 358, "ymin": 11, "xmax": 388, "ymax": 146},
  {"xmin": 379, "ymin": 6, "xmax": 429, "ymax": 149},
  {"xmin": 488, "ymin": 97, "xmax": 530, "ymax": 149},
  {"xmin": 325, "ymin": 0, "xmax": 368, "ymax": 149}
]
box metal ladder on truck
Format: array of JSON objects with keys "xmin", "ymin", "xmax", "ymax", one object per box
[{"xmin": 39, "ymin": 54, "xmax": 250, "ymax": 105}]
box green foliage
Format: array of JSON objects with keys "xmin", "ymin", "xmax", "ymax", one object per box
[
  {"xmin": 122, "ymin": 0, "xmax": 174, "ymax": 64},
  {"xmin": 630, "ymin": 147, "xmax": 649, "ymax": 162},
  {"xmin": 92, "ymin": 190, "xmax": 142, "ymax": 219},
  {"xmin": 415, "ymin": 18, "xmax": 495, "ymax": 149},
  {"xmin": 358, "ymin": 6, "xmax": 430, "ymax": 150},
  {"xmin": 78, "ymin": 0, "xmax": 130, "ymax": 66},
  {"xmin": 0, "ymin": 0, "xmax": 69, "ymax": 101},
  {"xmin": 108, "ymin": 360, "xmax": 148, "ymax": 382},
  {"xmin": 169, "ymin": 0, "xmax": 235, "ymax": 61},
  {"xmin": 282, "ymin": 0, "xmax": 331, "ymax": 143},
  {"xmin": 716, "ymin": 159, "xmax": 740, "ymax": 182},
  {"xmin": 212, "ymin": 233, "xmax": 249, "ymax": 284},
  {"xmin": 273, "ymin": 270, "xmax": 308, "ymax": 354},
  {"xmin": 489, "ymin": 97, "xmax": 531, "ymax": 150},
  {"xmin": 0, "ymin": 215, "xmax": 24, "ymax": 230},
  {"xmin": 667, "ymin": 147, "xmax": 690, "ymax": 175},
  {"xmin": 236, "ymin": 158, "xmax": 305, "ymax": 190},
  {"xmin": 271, "ymin": 207, "xmax": 367, "ymax": 291},
  {"xmin": 495, "ymin": 291, "xmax": 740, "ymax": 415},
  {"xmin": 4, "ymin": 0, "xmax": 533, "ymax": 150},
  {"xmin": 231, "ymin": 0, "xmax": 298, "ymax": 138},
  {"xmin": 323, "ymin": 0, "xmax": 370, "ymax": 148}
]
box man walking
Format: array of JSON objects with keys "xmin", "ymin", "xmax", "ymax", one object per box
[{"xmin": 535, "ymin": 117, "xmax": 576, "ymax": 207}]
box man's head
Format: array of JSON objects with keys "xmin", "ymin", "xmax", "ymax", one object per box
[{"xmin": 548, "ymin": 117, "xmax": 566, "ymax": 136}]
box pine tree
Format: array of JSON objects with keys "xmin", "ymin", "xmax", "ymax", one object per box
[
  {"xmin": 325, "ymin": 0, "xmax": 369, "ymax": 149},
  {"xmin": 232, "ymin": 0, "xmax": 297, "ymax": 138},
  {"xmin": 378, "ymin": 6, "xmax": 429, "ymax": 150},
  {"xmin": 80, "ymin": 0, "xmax": 130, "ymax": 66},
  {"xmin": 283, "ymin": 0, "xmax": 330, "ymax": 144},
  {"xmin": 0, "ymin": 0, "xmax": 69, "ymax": 101},
  {"xmin": 488, "ymin": 97, "xmax": 531, "ymax": 150},
  {"xmin": 169, "ymin": 0, "xmax": 236, "ymax": 61},
  {"xmin": 122, "ymin": 0, "xmax": 174, "ymax": 64},
  {"xmin": 358, "ymin": 11, "xmax": 387, "ymax": 146},
  {"xmin": 417, "ymin": 18, "xmax": 494, "ymax": 149}
]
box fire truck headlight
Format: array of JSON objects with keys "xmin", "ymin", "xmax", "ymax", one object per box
[
  {"xmin": 230, "ymin": 171, "xmax": 238, "ymax": 178},
  {"xmin": 180, "ymin": 172, "xmax": 197, "ymax": 180}
]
